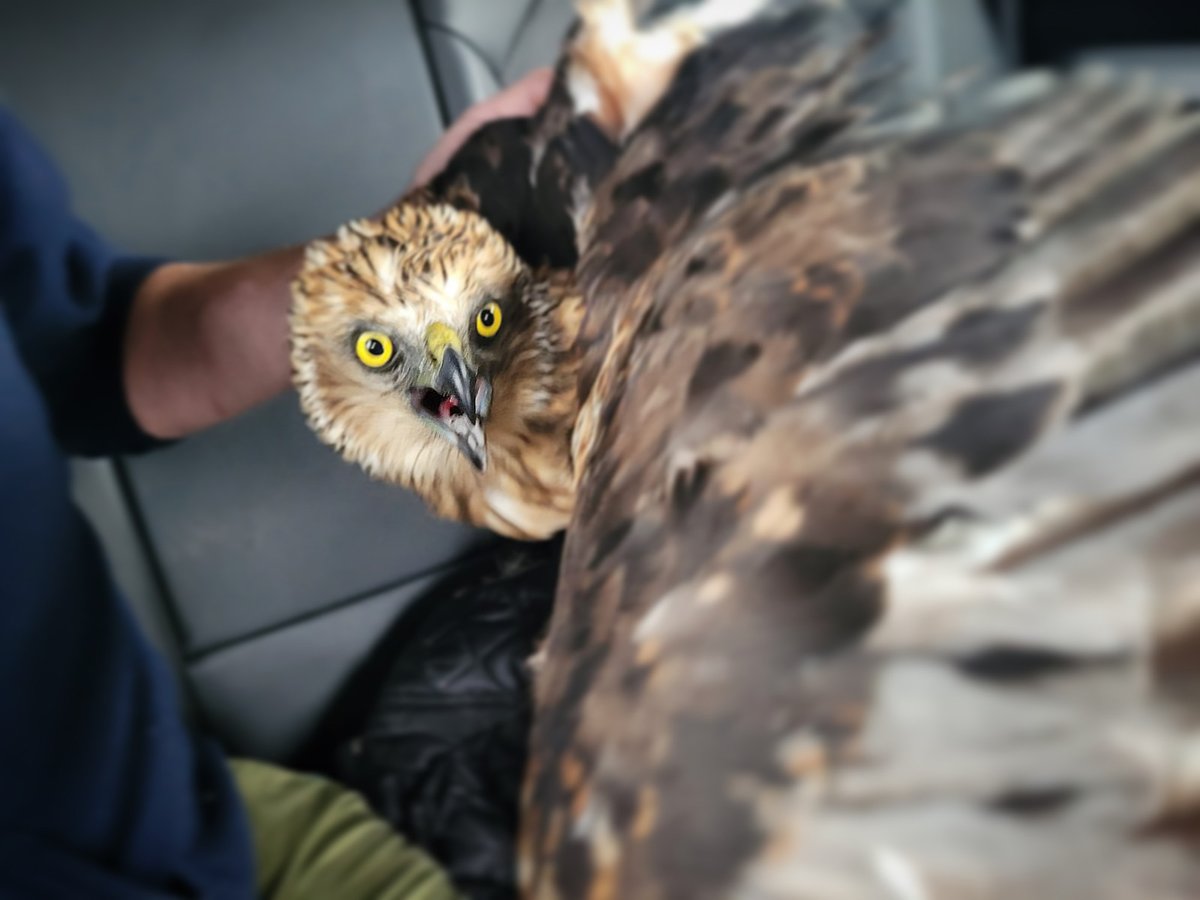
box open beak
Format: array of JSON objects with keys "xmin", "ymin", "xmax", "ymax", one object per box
[
  {"xmin": 433, "ymin": 345, "xmax": 487, "ymax": 470},
  {"xmin": 433, "ymin": 345, "xmax": 477, "ymax": 422},
  {"xmin": 411, "ymin": 323, "xmax": 490, "ymax": 471}
]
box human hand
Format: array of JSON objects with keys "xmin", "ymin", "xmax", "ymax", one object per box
[{"xmin": 409, "ymin": 67, "xmax": 555, "ymax": 189}]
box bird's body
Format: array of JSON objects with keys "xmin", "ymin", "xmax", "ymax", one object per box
[{"xmin": 292, "ymin": 1, "xmax": 1200, "ymax": 897}]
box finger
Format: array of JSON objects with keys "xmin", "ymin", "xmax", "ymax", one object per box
[{"xmin": 473, "ymin": 68, "xmax": 555, "ymax": 120}]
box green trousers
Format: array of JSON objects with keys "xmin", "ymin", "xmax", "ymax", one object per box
[{"xmin": 230, "ymin": 759, "xmax": 463, "ymax": 900}]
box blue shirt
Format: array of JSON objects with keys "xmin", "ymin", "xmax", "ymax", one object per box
[{"xmin": 0, "ymin": 110, "xmax": 255, "ymax": 898}]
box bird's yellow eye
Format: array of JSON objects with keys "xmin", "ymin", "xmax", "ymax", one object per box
[
  {"xmin": 355, "ymin": 331, "xmax": 395, "ymax": 368},
  {"xmin": 476, "ymin": 303, "xmax": 502, "ymax": 339}
]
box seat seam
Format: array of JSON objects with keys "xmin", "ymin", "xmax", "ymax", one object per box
[
  {"xmin": 424, "ymin": 22, "xmax": 505, "ymax": 92},
  {"xmin": 183, "ymin": 548, "xmax": 496, "ymax": 664},
  {"xmin": 502, "ymin": 0, "xmax": 545, "ymax": 72}
]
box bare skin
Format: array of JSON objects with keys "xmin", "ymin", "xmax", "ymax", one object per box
[{"xmin": 124, "ymin": 68, "xmax": 555, "ymax": 440}]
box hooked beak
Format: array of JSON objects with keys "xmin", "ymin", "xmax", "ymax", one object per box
[
  {"xmin": 433, "ymin": 345, "xmax": 477, "ymax": 423},
  {"xmin": 413, "ymin": 323, "xmax": 492, "ymax": 471}
]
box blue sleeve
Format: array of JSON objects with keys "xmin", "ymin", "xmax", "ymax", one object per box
[
  {"xmin": 0, "ymin": 108, "xmax": 257, "ymax": 897},
  {"xmin": 0, "ymin": 108, "xmax": 165, "ymax": 457}
]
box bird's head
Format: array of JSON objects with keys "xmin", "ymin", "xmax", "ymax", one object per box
[{"xmin": 291, "ymin": 202, "xmax": 551, "ymax": 496}]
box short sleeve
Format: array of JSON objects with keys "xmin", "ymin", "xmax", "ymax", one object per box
[{"xmin": 0, "ymin": 107, "xmax": 168, "ymax": 457}]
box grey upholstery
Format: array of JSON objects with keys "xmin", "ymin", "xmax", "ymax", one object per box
[
  {"xmin": 6, "ymin": 0, "xmax": 1002, "ymax": 763},
  {"xmin": 4, "ymin": 0, "xmax": 490, "ymax": 760},
  {"xmin": 890, "ymin": 0, "xmax": 1005, "ymax": 99},
  {"xmin": 190, "ymin": 570, "xmax": 449, "ymax": 760},
  {"xmin": 1075, "ymin": 47, "xmax": 1200, "ymax": 98},
  {"xmin": 417, "ymin": 0, "xmax": 576, "ymax": 120},
  {"xmin": 125, "ymin": 404, "xmax": 480, "ymax": 656}
]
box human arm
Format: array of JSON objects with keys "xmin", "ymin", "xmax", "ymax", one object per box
[{"xmin": 125, "ymin": 68, "xmax": 554, "ymax": 440}]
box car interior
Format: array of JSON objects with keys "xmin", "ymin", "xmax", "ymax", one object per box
[{"xmin": 3, "ymin": 0, "xmax": 1198, "ymax": 802}]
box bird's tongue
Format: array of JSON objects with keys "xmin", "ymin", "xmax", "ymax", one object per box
[{"xmin": 438, "ymin": 394, "xmax": 462, "ymax": 420}]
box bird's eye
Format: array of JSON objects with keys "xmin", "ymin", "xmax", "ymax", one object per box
[
  {"xmin": 476, "ymin": 302, "xmax": 502, "ymax": 339},
  {"xmin": 355, "ymin": 331, "xmax": 395, "ymax": 368}
]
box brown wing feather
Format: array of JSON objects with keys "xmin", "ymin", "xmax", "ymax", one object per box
[
  {"xmin": 522, "ymin": 7, "xmax": 1200, "ymax": 899},
  {"xmin": 413, "ymin": 0, "xmax": 747, "ymax": 271}
]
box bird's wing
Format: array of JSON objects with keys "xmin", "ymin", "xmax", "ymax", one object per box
[
  {"xmin": 413, "ymin": 0, "xmax": 787, "ymax": 270},
  {"xmin": 523, "ymin": 6, "xmax": 1200, "ymax": 899}
]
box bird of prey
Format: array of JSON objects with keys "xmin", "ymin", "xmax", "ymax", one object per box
[
  {"xmin": 293, "ymin": 1, "xmax": 1200, "ymax": 898},
  {"xmin": 290, "ymin": 0, "xmax": 762, "ymax": 538}
]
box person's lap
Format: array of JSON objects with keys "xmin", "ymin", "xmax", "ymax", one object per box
[{"xmin": 233, "ymin": 759, "xmax": 461, "ymax": 900}]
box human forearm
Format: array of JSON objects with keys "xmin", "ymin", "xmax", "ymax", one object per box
[{"xmin": 123, "ymin": 247, "xmax": 301, "ymax": 439}]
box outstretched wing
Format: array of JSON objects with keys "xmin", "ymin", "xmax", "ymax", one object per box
[{"xmin": 523, "ymin": 5, "xmax": 1200, "ymax": 898}]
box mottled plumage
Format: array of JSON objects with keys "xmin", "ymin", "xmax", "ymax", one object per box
[
  {"xmin": 295, "ymin": 1, "xmax": 1200, "ymax": 897},
  {"xmin": 526, "ymin": 8, "xmax": 1200, "ymax": 900}
]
